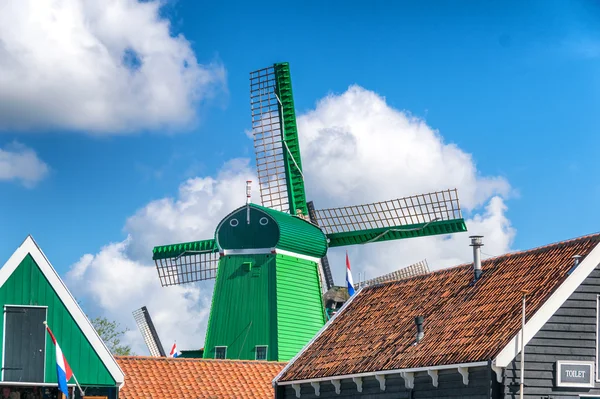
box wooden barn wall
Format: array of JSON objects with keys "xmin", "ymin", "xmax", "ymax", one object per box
[
  {"xmin": 279, "ymin": 366, "xmax": 491, "ymax": 399},
  {"xmin": 503, "ymin": 264, "xmax": 600, "ymax": 398},
  {"xmin": 0, "ymin": 254, "xmax": 115, "ymax": 386}
]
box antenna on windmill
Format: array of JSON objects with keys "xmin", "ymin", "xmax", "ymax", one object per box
[
  {"xmin": 133, "ymin": 306, "xmax": 166, "ymax": 357},
  {"xmin": 246, "ymin": 180, "xmax": 252, "ymax": 224}
]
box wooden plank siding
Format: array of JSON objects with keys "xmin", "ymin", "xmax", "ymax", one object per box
[
  {"xmin": 502, "ymin": 265, "xmax": 600, "ymax": 398},
  {"xmin": 279, "ymin": 366, "xmax": 492, "ymax": 399}
]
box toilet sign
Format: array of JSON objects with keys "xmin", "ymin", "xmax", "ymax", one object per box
[{"xmin": 556, "ymin": 360, "xmax": 594, "ymax": 388}]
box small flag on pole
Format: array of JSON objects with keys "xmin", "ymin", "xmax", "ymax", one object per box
[
  {"xmin": 169, "ymin": 342, "xmax": 180, "ymax": 358},
  {"xmin": 346, "ymin": 251, "xmax": 355, "ymax": 296},
  {"xmin": 44, "ymin": 322, "xmax": 73, "ymax": 397}
]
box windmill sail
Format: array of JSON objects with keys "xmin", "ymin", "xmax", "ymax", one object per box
[
  {"xmin": 307, "ymin": 200, "xmax": 334, "ymax": 291},
  {"xmin": 314, "ymin": 189, "xmax": 466, "ymax": 247},
  {"xmin": 148, "ymin": 62, "xmax": 470, "ymax": 363},
  {"xmin": 250, "ymin": 63, "xmax": 308, "ymax": 217},
  {"xmin": 132, "ymin": 306, "xmax": 166, "ymax": 357},
  {"xmin": 152, "ymin": 239, "xmax": 219, "ymax": 287},
  {"xmin": 354, "ymin": 259, "xmax": 430, "ymax": 289}
]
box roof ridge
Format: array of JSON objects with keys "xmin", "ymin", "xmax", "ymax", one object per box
[
  {"xmin": 115, "ymin": 355, "xmax": 287, "ymax": 364},
  {"xmin": 457, "ymin": 231, "xmax": 600, "ymax": 266},
  {"xmin": 360, "ymin": 231, "xmax": 600, "ymax": 291}
]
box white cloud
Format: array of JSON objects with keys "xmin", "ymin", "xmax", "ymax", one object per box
[
  {"xmin": 67, "ymin": 85, "xmax": 516, "ymax": 354},
  {"xmin": 296, "ymin": 85, "xmax": 515, "ymax": 281},
  {"xmin": 66, "ymin": 159, "xmax": 256, "ymax": 354},
  {"xmin": 0, "ymin": 0, "xmax": 226, "ymax": 134},
  {"xmin": 0, "ymin": 142, "xmax": 49, "ymax": 187},
  {"xmin": 68, "ymin": 237, "xmax": 213, "ymax": 355},
  {"xmin": 297, "ymin": 85, "xmax": 511, "ymax": 210}
]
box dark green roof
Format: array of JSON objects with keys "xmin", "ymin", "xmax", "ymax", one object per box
[{"xmin": 215, "ymin": 203, "xmax": 328, "ymax": 258}]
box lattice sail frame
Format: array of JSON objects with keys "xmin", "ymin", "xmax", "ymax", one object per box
[
  {"xmin": 354, "ymin": 260, "xmax": 430, "ymax": 290},
  {"xmin": 153, "ymin": 240, "xmax": 219, "ymax": 287},
  {"xmin": 314, "ymin": 189, "xmax": 462, "ymax": 235},
  {"xmin": 133, "ymin": 306, "xmax": 166, "ymax": 357},
  {"xmin": 250, "ymin": 66, "xmax": 290, "ymax": 213}
]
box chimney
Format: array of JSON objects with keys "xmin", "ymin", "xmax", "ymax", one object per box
[
  {"xmin": 470, "ymin": 235, "xmax": 484, "ymax": 281},
  {"xmin": 414, "ymin": 316, "xmax": 424, "ymax": 343}
]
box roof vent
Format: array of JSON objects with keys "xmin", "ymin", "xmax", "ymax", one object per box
[
  {"xmin": 414, "ymin": 316, "xmax": 424, "ymax": 344},
  {"xmin": 568, "ymin": 254, "xmax": 582, "ymax": 275},
  {"xmin": 470, "ymin": 235, "xmax": 484, "ymax": 282}
]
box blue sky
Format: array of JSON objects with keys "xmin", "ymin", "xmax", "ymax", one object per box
[{"xmin": 1, "ymin": 0, "xmax": 600, "ymax": 350}]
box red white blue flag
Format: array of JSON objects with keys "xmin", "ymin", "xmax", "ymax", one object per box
[
  {"xmin": 346, "ymin": 251, "xmax": 355, "ymax": 296},
  {"xmin": 169, "ymin": 342, "xmax": 180, "ymax": 358},
  {"xmin": 45, "ymin": 323, "xmax": 73, "ymax": 396}
]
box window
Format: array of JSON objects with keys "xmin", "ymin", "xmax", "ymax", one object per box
[
  {"xmin": 215, "ymin": 346, "xmax": 227, "ymax": 359},
  {"xmin": 255, "ymin": 345, "xmax": 268, "ymax": 361}
]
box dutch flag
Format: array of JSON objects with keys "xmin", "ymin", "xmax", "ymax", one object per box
[
  {"xmin": 169, "ymin": 342, "xmax": 180, "ymax": 358},
  {"xmin": 44, "ymin": 322, "xmax": 73, "ymax": 397},
  {"xmin": 346, "ymin": 251, "xmax": 355, "ymax": 296}
]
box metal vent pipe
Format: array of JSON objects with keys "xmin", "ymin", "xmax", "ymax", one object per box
[
  {"xmin": 415, "ymin": 316, "xmax": 424, "ymax": 343},
  {"xmin": 470, "ymin": 235, "xmax": 484, "ymax": 281}
]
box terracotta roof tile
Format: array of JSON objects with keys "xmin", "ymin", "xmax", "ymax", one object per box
[
  {"xmin": 117, "ymin": 356, "xmax": 286, "ymax": 398},
  {"xmin": 277, "ymin": 233, "xmax": 600, "ymax": 382}
]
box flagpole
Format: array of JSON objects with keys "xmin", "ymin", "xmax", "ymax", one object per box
[
  {"xmin": 71, "ymin": 373, "xmax": 85, "ymax": 398},
  {"xmin": 43, "ymin": 321, "xmax": 85, "ymax": 398}
]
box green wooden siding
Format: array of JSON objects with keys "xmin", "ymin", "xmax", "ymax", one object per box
[
  {"xmin": 215, "ymin": 207, "xmax": 280, "ymax": 250},
  {"xmin": 0, "ymin": 255, "xmax": 115, "ymax": 386},
  {"xmin": 202, "ymin": 254, "xmax": 278, "ymax": 360},
  {"xmin": 275, "ymin": 254, "xmax": 325, "ymax": 361}
]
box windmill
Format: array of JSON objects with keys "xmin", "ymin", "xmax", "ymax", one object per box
[
  {"xmin": 151, "ymin": 62, "xmax": 468, "ymax": 362},
  {"xmin": 132, "ymin": 306, "xmax": 166, "ymax": 357}
]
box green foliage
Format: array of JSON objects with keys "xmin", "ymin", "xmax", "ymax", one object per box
[{"xmin": 91, "ymin": 316, "xmax": 133, "ymax": 356}]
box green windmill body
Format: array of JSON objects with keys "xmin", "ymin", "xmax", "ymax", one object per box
[{"xmin": 152, "ymin": 62, "xmax": 468, "ymax": 362}]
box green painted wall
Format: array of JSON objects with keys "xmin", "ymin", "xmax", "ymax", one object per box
[
  {"xmin": 203, "ymin": 254, "xmax": 278, "ymax": 360},
  {"xmin": 275, "ymin": 254, "xmax": 325, "ymax": 361},
  {"xmin": 202, "ymin": 253, "xmax": 326, "ymax": 361},
  {"xmin": 0, "ymin": 255, "xmax": 116, "ymax": 386}
]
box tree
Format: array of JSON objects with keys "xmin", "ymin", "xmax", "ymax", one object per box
[{"xmin": 91, "ymin": 316, "xmax": 133, "ymax": 356}]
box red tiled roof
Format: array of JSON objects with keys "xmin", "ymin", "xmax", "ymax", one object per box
[
  {"xmin": 277, "ymin": 233, "xmax": 600, "ymax": 382},
  {"xmin": 117, "ymin": 356, "xmax": 286, "ymax": 398}
]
